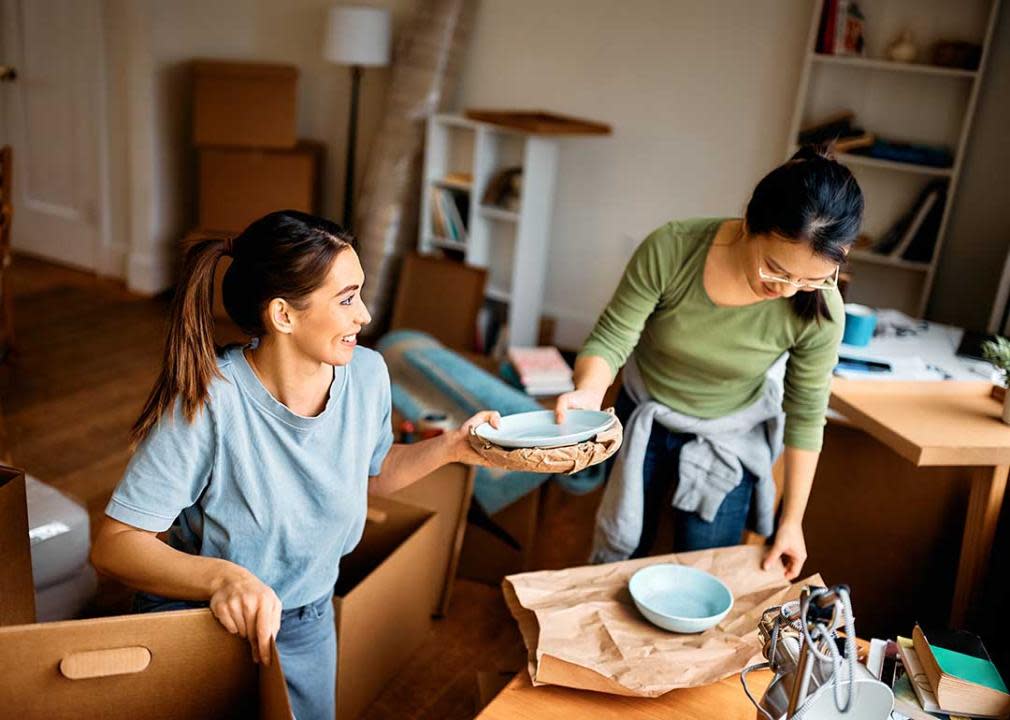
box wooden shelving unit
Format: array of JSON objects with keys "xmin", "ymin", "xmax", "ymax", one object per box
[
  {"xmin": 787, "ymin": 0, "xmax": 1001, "ymax": 317},
  {"xmin": 419, "ymin": 113, "xmax": 609, "ymax": 347}
]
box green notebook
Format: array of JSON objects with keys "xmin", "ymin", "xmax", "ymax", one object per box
[{"xmin": 931, "ymin": 644, "xmax": 1008, "ymax": 694}]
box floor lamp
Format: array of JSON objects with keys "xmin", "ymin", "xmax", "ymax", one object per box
[{"xmin": 324, "ymin": 6, "xmax": 391, "ymax": 230}]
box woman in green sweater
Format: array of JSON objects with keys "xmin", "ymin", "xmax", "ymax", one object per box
[{"xmin": 556, "ymin": 145, "xmax": 862, "ymax": 579}]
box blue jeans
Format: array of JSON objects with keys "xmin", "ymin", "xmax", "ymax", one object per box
[
  {"xmin": 135, "ymin": 589, "xmax": 337, "ymax": 720},
  {"xmin": 613, "ymin": 388, "xmax": 757, "ymax": 557}
]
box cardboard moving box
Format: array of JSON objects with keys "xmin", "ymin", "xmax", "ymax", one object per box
[
  {"xmin": 391, "ymin": 462, "xmax": 475, "ymax": 616},
  {"xmin": 198, "ymin": 143, "xmax": 322, "ymax": 233},
  {"xmin": 0, "ymin": 609, "xmax": 292, "ymax": 719},
  {"xmin": 193, "ymin": 60, "xmax": 298, "ymax": 149},
  {"xmin": 334, "ymin": 494, "xmax": 440, "ymax": 720},
  {"xmin": 0, "ymin": 464, "xmax": 35, "ymax": 625}
]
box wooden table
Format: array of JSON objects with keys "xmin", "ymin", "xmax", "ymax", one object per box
[
  {"xmin": 477, "ymin": 668, "xmax": 773, "ymax": 720},
  {"xmin": 829, "ymin": 380, "xmax": 1009, "ymax": 626}
]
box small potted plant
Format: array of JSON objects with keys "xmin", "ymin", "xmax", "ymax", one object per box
[{"xmin": 982, "ymin": 336, "xmax": 1010, "ymax": 423}]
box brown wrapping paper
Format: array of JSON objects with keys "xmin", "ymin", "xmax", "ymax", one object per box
[
  {"xmin": 467, "ymin": 412, "xmax": 623, "ymax": 475},
  {"xmin": 503, "ymin": 545, "xmax": 824, "ymax": 697}
]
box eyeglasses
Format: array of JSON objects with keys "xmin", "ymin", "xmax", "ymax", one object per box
[{"xmin": 758, "ymin": 264, "xmax": 839, "ymax": 291}]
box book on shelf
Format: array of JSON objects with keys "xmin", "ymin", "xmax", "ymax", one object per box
[
  {"xmin": 900, "ymin": 185, "xmax": 947, "ymax": 263},
  {"xmin": 816, "ymin": 0, "xmax": 837, "ymax": 54},
  {"xmin": 891, "ymin": 189, "xmax": 941, "ymax": 258},
  {"xmin": 430, "ymin": 188, "xmax": 449, "ymax": 239},
  {"xmin": 848, "ymin": 138, "xmax": 954, "ymax": 168},
  {"xmin": 798, "ymin": 111, "xmax": 855, "ymax": 145},
  {"xmin": 834, "ymin": 0, "xmax": 865, "ymax": 56},
  {"xmin": 913, "ymin": 625, "xmax": 1010, "ymax": 719},
  {"xmin": 476, "ymin": 298, "xmax": 509, "ymax": 356},
  {"xmin": 815, "ymin": 0, "xmax": 865, "ymax": 56},
  {"xmin": 431, "ymin": 186, "xmax": 470, "ymax": 244},
  {"xmin": 871, "ymin": 180, "xmax": 947, "ymax": 262},
  {"xmin": 797, "ymin": 112, "xmax": 873, "ymax": 153},
  {"xmin": 835, "ymin": 131, "xmax": 875, "ymax": 153}
]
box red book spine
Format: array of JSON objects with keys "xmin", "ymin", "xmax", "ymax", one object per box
[{"xmin": 822, "ymin": 0, "xmax": 837, "ymax": 54}]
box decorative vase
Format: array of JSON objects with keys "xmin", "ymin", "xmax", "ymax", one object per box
[
  {"xmin": 886, "ymin": 31, "xmax": 918, "ymax": 63},
  {"xmin": 1002, "ymin": 392, "xmax": 1010, "ymax": 425}
]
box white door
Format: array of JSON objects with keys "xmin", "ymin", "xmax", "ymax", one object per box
[{"xmin": 0, "ymin": 0, "xmax": 106, "ymax": 271}]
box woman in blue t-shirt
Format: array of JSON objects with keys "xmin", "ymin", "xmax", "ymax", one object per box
[{"xmin": 90, "ymin": 210, "xmax": 500, "ymax": 720}]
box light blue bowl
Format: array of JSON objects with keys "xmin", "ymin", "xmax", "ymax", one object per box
[{"xmin": 629, "ymin": 564, "xmax": 734, "ymax": 633}]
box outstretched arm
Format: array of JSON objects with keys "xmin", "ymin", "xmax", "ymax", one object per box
[{"xmin": 369, "ymin": 410, "xmax": 501, "ymax": 495}]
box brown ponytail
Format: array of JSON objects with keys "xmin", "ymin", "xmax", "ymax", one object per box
[
  {"xmin": 130, "ymin": 210, "xmax": 353, "ymax": 447},
  {"xmin": 130, "ymin": 235, "xmax": 228, "ymax": 447}
]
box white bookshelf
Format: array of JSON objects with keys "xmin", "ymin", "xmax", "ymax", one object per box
[
  {"xmin": 786, "ymin": 0, "xmax": 1001, "ymax": 317},
  {"xmin": 418, "ymin": 114, "xmax": 564, "ymax": 347}
]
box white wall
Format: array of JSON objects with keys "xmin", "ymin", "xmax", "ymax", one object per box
[
  {"xmin": 105, "ymin": 0, "xmax": 412, "ymax": 295},
  {"xmin": 454, "ymin": 0, "xmax": 815, "ymax": 347},
  {"xmin": 106, "ymin": 0, "xmax": 1007, "ymax": 334}
]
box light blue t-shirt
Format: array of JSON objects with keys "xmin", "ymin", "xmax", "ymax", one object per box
[{"xmin": 106, "ymin": 344, "xmax": 394, "ymax": 608}]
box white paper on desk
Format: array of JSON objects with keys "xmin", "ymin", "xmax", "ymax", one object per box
[
  {"xmin": 834, "ymin": 354, "xmax": 943, "ymax": 381},
  {"xmin": 502, "ymin": 545, "xmax": 823, "ymax": 697}
]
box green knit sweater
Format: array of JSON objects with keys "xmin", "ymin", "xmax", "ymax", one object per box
[{"xmin": 579, "ymin": 218, "xmax": 843, "ymax": 452}]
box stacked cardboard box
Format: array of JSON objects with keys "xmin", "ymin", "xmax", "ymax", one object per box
[{"xmin": 188, "ymin": 60, "xmax": 323, "ymax": 320}]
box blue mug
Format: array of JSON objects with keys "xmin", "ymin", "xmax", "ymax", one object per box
[{"xmin": 842, "ymin": 304, "xmax": 877, "ymax": 347}]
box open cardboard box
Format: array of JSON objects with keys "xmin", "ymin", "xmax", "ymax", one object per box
[
  {"xmin": 1, "ymin": 464, "xmax": 36, "ymax": 625},
  {"xmin": 391, "ymin": 462, "xmax": 474, "ymax": 616},
  {"xmin": 0, "ymin": 609, "xmax": 292, "ymax": 719},
  {"xmin": 1, "ymin": 465, "xmax": 292, "ymax": 718},
  {"xmin": 334, "ymin": 494, "xmax": 440, "ymax": 720},
  {"xmin": 2, "ymin": 462, "xmax": 443, "ymax": 719}
]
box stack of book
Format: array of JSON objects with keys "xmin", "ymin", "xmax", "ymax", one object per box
[
  {"xmin": 866, "ymin": 625, "xmax": 1008, "ymax": 720},
  {"xmin": 798, "ymin": 112, "xmax": 875, "ymax": 153},
  {"xmin": 505, "ymin": 346, "xmax": 574, "ymax": 396},
  {"xmin": 797, "ymin": 113, "xmax": 954, "ymax": 169}
]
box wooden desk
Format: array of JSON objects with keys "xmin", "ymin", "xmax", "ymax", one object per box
[
  {"xmin": 829, "ymin": 380, "xmax": 1009, "ymax": 626},
  {"xmin": 477, "ymin": 669, "xmax": 772, "ymax": 720}
]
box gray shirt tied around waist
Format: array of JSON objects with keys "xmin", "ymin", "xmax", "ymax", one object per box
[{"xmin": 590, "ymin": 354, "xmax": 785, "ymax": 564}]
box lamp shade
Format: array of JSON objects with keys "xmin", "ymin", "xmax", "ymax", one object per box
[{"xmin": 323, "ymin": 6, "xmax": 391, "ymax": 67}]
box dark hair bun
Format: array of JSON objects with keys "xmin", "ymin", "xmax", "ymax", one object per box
[{"xmin": 789, "ymin": 142, "xmax": 836, "ymax": 163}]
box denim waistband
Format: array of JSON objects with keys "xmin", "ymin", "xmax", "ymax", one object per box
[{"xmin": 281, "ymin": 590, "xmax": 334, "ymax": 622}]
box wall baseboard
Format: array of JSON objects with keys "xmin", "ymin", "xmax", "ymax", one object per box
[
  {"xmin": 96, "ymin": 243, "xmax": 129, "ymax": 279},
  {"xmin": 126, "ymin": 243, "xmax": 176, "ymax": 296}
]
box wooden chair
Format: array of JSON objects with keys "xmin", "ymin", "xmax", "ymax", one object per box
[{"xmin": 1, "ymin": 145, "xmax": 14, "ymax": 361}]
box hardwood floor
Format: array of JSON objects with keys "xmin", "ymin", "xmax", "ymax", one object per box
[{"xmin": 0, "ymin": 254, "xmax": 601, "ymax": 719}]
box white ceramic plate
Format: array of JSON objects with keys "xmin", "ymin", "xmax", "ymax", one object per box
[{"xmin": 474, "ymin": 409, "xmax": 614, "ymax": 449}]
